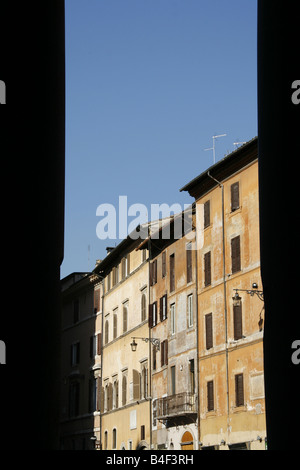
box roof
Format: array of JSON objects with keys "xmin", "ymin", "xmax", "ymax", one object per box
[{"xmin": 180, "ymin": 137, "xmax": 258, "ymax": 200}]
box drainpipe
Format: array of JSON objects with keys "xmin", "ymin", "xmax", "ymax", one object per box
[
  {"xmin": 194, "ymin": 208, "xmax": 201, "ymax": 450},
  {"xmin": 207, "ymin": 172, "xmax": 230, "ymax": 439},
  {"xmin": 147, "ymin": 234, "xmax": 153, "ymax": 450}
]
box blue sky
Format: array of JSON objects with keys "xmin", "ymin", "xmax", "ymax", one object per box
[{"xmin": 61, "ymin": 0, "xmax": 257, "ymax": 279}]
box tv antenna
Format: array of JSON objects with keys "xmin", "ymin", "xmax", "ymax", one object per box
[
  {"xmin": 233, "ymin": 141, "xmax": 246, "ymax": 150},
  {"xmin": 204, "ymin": 134, "xmax": 227, "ymax": 164}
]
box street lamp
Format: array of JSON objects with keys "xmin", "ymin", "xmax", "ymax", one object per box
[
  {"xmin": 130, "ymin": 337, "xmax": 161, "ymax": 352},
  {"xmin": 233, "ymin": 284, "xmax": 264, "ymax": 303}
]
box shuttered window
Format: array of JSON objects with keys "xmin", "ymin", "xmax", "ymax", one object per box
[
  {"xmin": 141, "ymin": 293, "xmax": 147, "ymax": 322},
  {"xmin": 204, "ymin": 251, "xmax": 211, "ymax": 286},
  {"xmin": 170, "ymin": 254, "xmax": 175, "ymax": 292},
  {"xmin": 162, "ymin": 251, "xmax": 166, "ymax": 278},
  {"xmin": 113, "ymin": 314, "xmax": 117, "ymax": 339},
  {"xmin": 186, "ymin": 244, "xmax": 192, "ymax": 283},
  {"xmin": 94, "ymin": 289, "xmax": 100, "ymax": 314},
  {"xmin": 161, "ymin": 339, "xmax": 168, "ymax": 367},
  {"xmin": 97, "ymin": 333, "xmax": 102, "ymax": 355},
  {"xmin": 105, "ymin": 320, "xmax": 109, "ymax": 344},
  {"xmin": 205, "ymin": 313, "xmax": 213, "ymax": 349},
  {"xmin": 150, "ymin": 260, "xmax": 157, "ymax": 286},
  {"xmin": 231, "ymin": 235, "xmax": 241, "ymax": 273},
  {"xmin": 133, "ymin": 369, "xmax": 141, "ymax": 400},
  {"xmin": 207, "ymin": 380, "xmax": 214, "ymax": 411},
  {"xmin": 122, "ymin": 375, "xmax": 127, "ymax": 406},
  {"xmin": 233, "ymin": 302, "xmax": 243, "ymax": 340},
  {"xmin": 204, "ymin": 200, "xmax": 210, "ymax": 228},
  {"xmin": 123, "ymin": 305, "xmax": 128, "ymax": 333},
  {"xmin": 231, "ymin": 182, "xmax": 240, "ymax": 212},
  {"xmin": 235, "ymin": 373, "xmax": 244, "ymax": 407},
  {"xmin": 160, "ymin": 294, "xmax": 167, "ymax": 321}
]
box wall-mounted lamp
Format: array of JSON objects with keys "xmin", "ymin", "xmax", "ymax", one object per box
[
  {"xmin": 233, "ymin": 286, "xmax": 264, "ymax": 303},
  {"xmin": 130, "ymin": 337, "xmax": 160, "ymax": 352},
  {"xmin": 220, "ymin": 439, "xmax": 226, "ymax": 446}
]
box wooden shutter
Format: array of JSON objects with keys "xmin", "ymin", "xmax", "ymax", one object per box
[
  {"xmin": 205, "ymin": 313, "xmax": 213, "ymax": 349},
  {"xmin": 160, "ymin": 296, "xmax": 163, "ymax": 322},
  {"xmin": 153, "ymin": 259, "xmax": 157, "ymax": 284},
  {"xmin": 162, "ymin": 251, "xmax": 166, "ymax": 277},
  {"xmin": 127, "ymin": 254, "xmax": 130, "ymax": 275},
  {"xmin": 231, "ymin": 235, "xmax": 241, "ymax": 273},
  {"xmin": 94, "ymin": 289, "xmax": 100, "ymax": 314},
  {"xmin": 235, "ymin": 374, "xmax": 244, "ymax": 407},
  {"xmin": 123, "ymin": 305, "xmax": 128, "ymax": 333},
  {"xmin": 113, "ymin": 314, "xmax": 117, "ymax": 339},
  {"xmin": 122, "ymin": 375, "xmax": 127, "ymax": 406},
  {"xmin": 165, "ymin": 339, "xmax": 168, "ymax": 365},
  {"xmin": 207, "ymin": 381, "xmax": 214, "ymax": 411},
  {"xmin": 90, "ymin": 336, "xmax": 94, "ymax": 358},
  {"xmin": 149, "ymin": 303, "xmax": 153, "ymax": 328},
  {"xmin": 204, "ymin": 200, "xmax": 210, "ymax": 228},
  {"xmin": 97, "ymin": 333, "xmax": 102, "ymax": 355},
  {"xmin": 160, "ymin": 340, "xmax": 165, "ymax": 367},
  {"xmin": 186, "ymin": 245, "xmax": 192, "ymax": 283},
  {"xmin": 233, "ymin": 303, "xmax": 243, "ymax": 340},
  {"xmin": 170, "ymin": 254, "xmax": 175, "ymax": 292},
  {"xmin": 231, "ymin": 182, "xmax": 240, "ymax": 212},
  {"xmin": 107, "ymin": 382, "xmax": 113, "ymax": 411},
  {"xmin": 204, "ymin": 251, "xmax": 211, "ymax": 286},
  {"xmin": 133, "ymin": 369, "xmax": 141, "ymax": 400},
  {"xmin": 121, "ymin": 258, "xmax": 126, "ymax": 279}
]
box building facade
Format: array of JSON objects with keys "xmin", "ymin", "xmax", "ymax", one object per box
[
  {"xmin": 181, "ymin": 137, "xmax": 266, "ymax": 450},
  {"xmin": 60, "ymin": 136, "xmax": 266, "ymax": 450},
  {"xmin": 60, "ymin": 271, "xmax": 102, "ymax": 450}
]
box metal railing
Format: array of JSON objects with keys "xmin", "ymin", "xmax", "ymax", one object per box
[{"xmin": 156, "ymin": 392, "xmax": 197, "ymax": 419}]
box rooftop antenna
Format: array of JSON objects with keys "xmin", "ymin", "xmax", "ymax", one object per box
[
  {"xmin": 204, "ymin": 134, "xmax": 227, "ymax": 164},
  {"xmin": 233, "ymin": 141, "xmax": 246, "ymax": 150}
]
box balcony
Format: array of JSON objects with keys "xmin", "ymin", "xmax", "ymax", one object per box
[{"xmin": 155, "ymin": 392, "xmax": 197, "ymax": 427}]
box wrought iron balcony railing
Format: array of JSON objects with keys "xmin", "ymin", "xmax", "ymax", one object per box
[{"xmin": 155, "ymin": 392, "xmax": 197, "ymax": 421}]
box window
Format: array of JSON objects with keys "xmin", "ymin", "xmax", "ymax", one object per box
[
  {"xmin": 73, "ymin": 299, "xmax": 79, "ymax": 323},
  {"xmin": 205, "ymin": 313, "xmax": 213, "ymax": 349},
  {"xmin": 107, "ymin": 271, "xmax": 111, "ymax": 291},
  {"xmin": 162, "ymin": 251, "xmax": 166, "ymax": 278},
  {"xmin": 112, "ymin": 265, "xmax": 119, "ymax": 286},
  {"xmin": 141, "ymin": 425, "xmax": 145, "ymax": 441},
  {"xmin": 171, "ymin": 366, "xmax": 176, "ymax": 395},
  {"xmin": 160, "ymin": 294, "xmax": 167, "ymax": 321},
  {"xmin": 233, "ymin": 301, "xmax": 243, "ymax": 340},
  {"xmin": 231, "ymin": 182, "xmax": 240, "ymax": 212},
  {"xmin": 112, "ymin": 428, "xmax": 117, "ymax": 449},
  {"xmin": 231, "ymin": 235, "xmax": 241, "ymax": 273},
  {"xmin": 170, "ymin": 254, "xmax": 175, "ymax": 292},
  {"xmin": 204, "ymin": 200, "xmax": 210, "ymax": 228},
  {"xmin": 189, "ymin": 359, "xmax": 195, "ymax": 394},
  {"xmin": 104, "ymin": 431, "xmax": 108, "ymax": 450},
  {"xmin": 161, "ymin": 339, "xmax": 168, "ymax": 367},
  {"xmin": 153, "ymin": 346, "xmax": 157, "ymax": 370},
  {"xmin": 141, "ymin": 363, "xmax": 148, "ymax": 399},
  {"xmin": 121, "ymin": 254, "xmax": 130, "ymax": 279},
  {"xmin": 113, "ymin": 312, "xmax": 118, "ymax": 339},
  {"xmin": 207, "ymin": 381, "xmax": 214, "ymax": 411},
  {"xmin": 150, "ymin": 259, "xmax": 157, "ymax": 285},
  {"xmin": 122, "ymin": 374, "xmax": 127, "ymax": 406},
  {"xmin": 188, "ymin": 294, "xmax": 193, "ymax": 327},
  {"xmin": 89, "ymin": 333, "xmax": 101, "ymax": 358},
  {"xmin": 88, "ymin": 376, "xmax": 97, "ymax": 413},
  {"xmin": 186, "ymin": 243, "xmax": 192, "ymax": 283},
  {"xmin": 94, "ymin": 289, "xmax": 100, "ymax": 314},
  {"xmin": 149, "ymin": 301, "xmax": 157, "ymax": 328},
  {"xmin": 170, "ymin": 303, "xmax": 176, "ymax": 335},
  {"xmin": 142, "ymin": 249, "xmax": 147, "ymax": 262},
  {"xmin": 105, "ymin": 319, "xmax": 109, "ymax": 344},
  {"xmin": 69, "ymin": 381, "xmax": 80, "ymax": 417},
  {"xmin": 70, "ymin": 342, "xmax": 80, "ymax": 366},
  {"xmin": 123, "ymin": 304, "xmax": 128, "ymax": 333},
  {"xmin": 113, "ymin": 379, "xmax": 119, "ymax": 409},
  {"xmin": 141, "ymin": 292, "xmax": 147, "ymax": 322},
  {"xmin": 204, "ymin": 251, "xmax": 211, "ymax": 286},
  {"xmin": 235, "ymin": 373, "xmax": 244, "ymax": 407}
]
